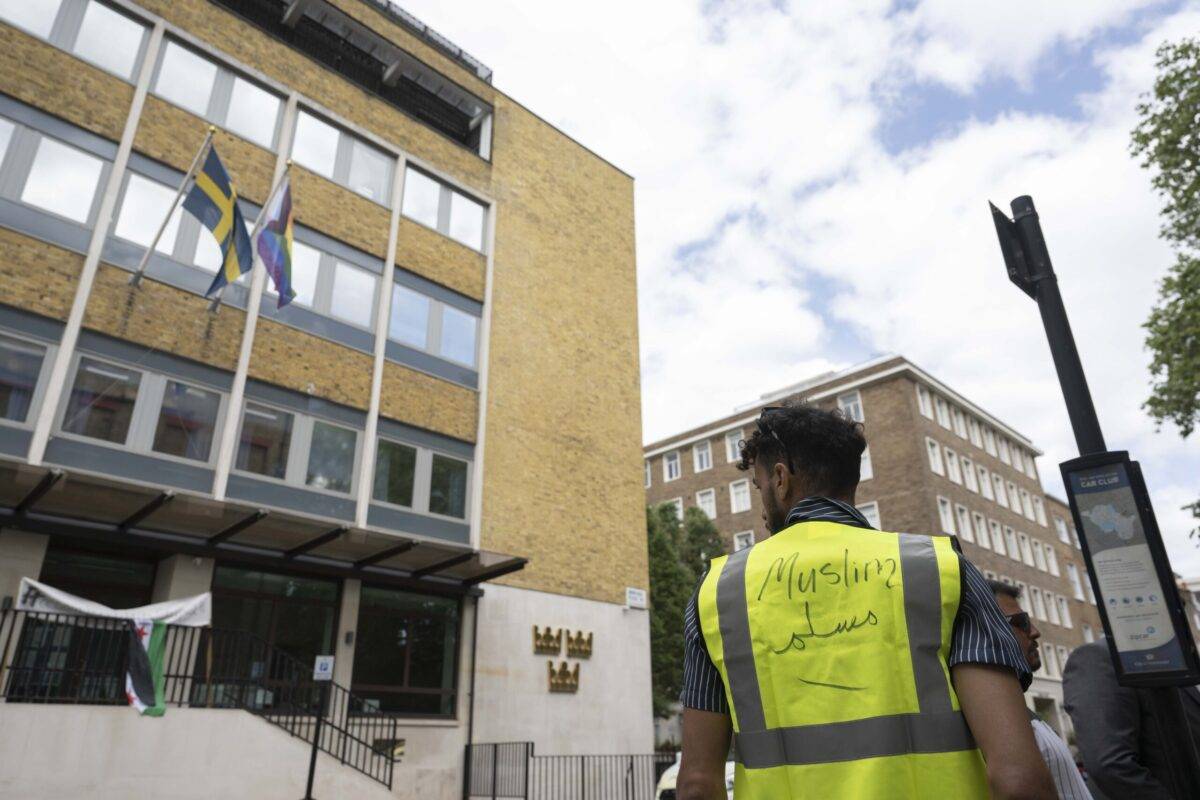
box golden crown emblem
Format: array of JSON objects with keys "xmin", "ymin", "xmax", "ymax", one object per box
[
  {"xmin": 548, "ymin": 660, "xmax": 580, "ymax": 693},
  {"xmin": 566, "ymin": 630, "xmax": 593, "ymax": 659},
  {"xmin": 533, "ymin": 625, "xmax": 562, "ymax": 655}
]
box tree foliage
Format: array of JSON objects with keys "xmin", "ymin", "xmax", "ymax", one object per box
[
  {"xmin": 679, "ymin": 507, "xmax": 726, "ymax": 579},
  {"xmin": 1131, "ymin": 37, "xmax": 1200, "ymax": 438},
  {"xmin": 646, "ymin": 504, "xmax": 695, "ymax": 719}
]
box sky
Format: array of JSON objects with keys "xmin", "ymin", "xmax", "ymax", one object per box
[{"xmin": 400, "ymin": 0, "xmax": 1200, "ymax": 574}]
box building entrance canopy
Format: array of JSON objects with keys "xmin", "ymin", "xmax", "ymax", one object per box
[{"xmin": 0, "ymin": 458, "xmax": 526, "ymax": 597}]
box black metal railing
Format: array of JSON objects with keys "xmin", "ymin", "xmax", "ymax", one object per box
[
  {"xmin": 0, "ymin": 609, "xmax": 398, "ymax": 789},
  {"xmin": 465, "ymin": 743, "xmax": 677, "ymax": 800}
]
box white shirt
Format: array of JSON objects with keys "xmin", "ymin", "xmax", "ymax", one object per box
[{"xmin": 1031, "ymin": 718, "xmax": 1093, "ymax": 800}]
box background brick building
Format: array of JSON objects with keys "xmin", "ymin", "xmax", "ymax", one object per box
[{"xmin": 645, "ymin": 354, "xmax": 1104, "ymax": 742}]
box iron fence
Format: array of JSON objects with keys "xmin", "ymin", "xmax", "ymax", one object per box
[
  {"xmin": 466, "ymin": 743, "xmax": 677, "ymax": 800},
  {"xmin": 0, "ymin": 609, "xmax": 398, "ymax": 788}
]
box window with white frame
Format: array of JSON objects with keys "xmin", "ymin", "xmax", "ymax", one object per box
[
  {"xmin": 388, "ymin": 285, "xmax": 480, "ymax": 368},
  {"xmin": 1045, "ymin": 545, "xmax": 1059, "ymax": 576},
  {"xmin": 401, "ymin": 165, "xmax": 486, "ymax": 251},
  {"xmin": 21, "ymin": 132, "xmax": 106, "ymax": 224},
  {"xmin": 1, "ymin": 1, "xmax": 148, "ymax": 82},
  {"xmin": 1046, "ymin": 591, "xmax": 1061, "ymax": 625},
  {"xmin": 0, "ymin": 333, "xmax": 49, "ymax": 426},
  {"xmin": 666, "ymin": 497, "xmax": 683, "ymax": 520},
  {"xmin": 934, "ymin": 396, "xmax": 951, "ymax": 428},
  {"xmin": 837, "ymin": 391, "xmax": 864, "ymax": 422},
  {"xmin": 291, "ymin": 110, "xmax": 394, "ymax": 204},
  {"xmin": 937, "ymin": 497, "xmax": 956, "ymax": 534},
  {"xmin": 0, "ymin": 0, "xmax": 64, "ymax": 38},
  {"xmin": 983, "ymin": 427, "xmax": 997, "ymax": 456},
  {"xmin": 232, "ymin": 403, "xmax": 367, "ymax": 500},
  {"xmin": 696, "ymin": 488, "xmax": 717, "ymax": 519},
  {"xmin": 951, "ymin": 407, "xmax": 968, "ymax": 439},
  {"xmin": 1031, "ymin": 587, "xmax": 1048, "ymax": 621},
  {"xmin": 993, "ymin": 475, "xmax": 1008, "ymax": 507},
  {"xmin": 1020, "ymin": 488, "xmax": 1036, "ymax": 520},
  {"xmin": 989, "ymin": 519, "xmax": 1006, "ymax": 555},
  {"xmin": 860, "ymin": 446, "xmax": 873, "ymax": 481},
  {"xmin": 961, "ymin": 456, "xmax": 978, "ymax": 492},
  {"xmin": 979, "ymin": 465, "xmax": 994, "ymax": 500},
  {"xmin": 1033, "ymin": 540, "xmax": 1047, "ymax": 572},
  {"xmin": 1007, "ymin": 481, "xmax": 1022, "ymax": 511},
  {"xmin": 857, "ymin": 501, "xmax": 880, "ymax": 529},
  {"xmin": 916, "ymin": 384, "xmax": 933, "ymax": 418},
  {"xmin": 1043, "ymin": 641, "xmax": 1059, "ymax": 677},
  {"xmin": 955, "ymin": 504, "xmax": 973, "ymax": 542},
  {"xmin": 725, "ymin": 430, "xmax": 742, "ymax": 463},
  {"xmin": 733, "ymin": 531, "xmax": 754, "ymax": 551},
  {"xmin": 1018, "ymin": 532, "xmax": 1034, "ymax": 566},
  {"xmin": 1073, "ymin": 528, "xmax": 1083, "ymax": 551},
  {"xmin": 1054, "ymin": 516, "xmax": 1071, "ymax": 544},
  {"xmin": 663, "ymin": 451, "xmax": 680, "ymax": 482},
  {"xmin": 972, "ymin": 512, "xmax": 989, "ymax": 549},
  {"xmin": 1057, "ymin": 645, "xmax": 1071, "ymax": 673},
  {"xmin": 1024, "ymin": 451, "xmax": 1038, "ymax": 480},
  {"xmin": 730, "ymin": 480, "xmax": 751, "ymax": 514},
  {"xmin": 926, "ymin": 438, "xmax": 944, "ymax": 475},
  {"xmin": 644, "ymin": 461, "xmax": 650, "ymax": 488},
  {"xmin": 998, "ymin": 437, "xmax": 1012, "ymax": 464},
  {"xmin": 944, "ymin": 447, "xmax": 962, "ymax": 484},
  {"xmin": 967, "ymin": 417, "xmax": 982, "ymax": 448},
  {"xmin": 1083, "ymin": 623, "xmax": 1095, "ymax": 643},
  {"xmin": 1057, "ymin": 596, "xmax": 1072, "ymax": 628},
  {"xmin": 693, "ymin": 440, "xmax": 712, "ymax": 472},
  {"xmin": 1067, "ymin": 564, "xmax": 1085, "ymax": 600},
  {"xmin": 1016, "ymin": 580, "xmax": 1030, "ymax": 612},
  {"xmin": 1004, "ymin": 527, "xmax": 1019, "ymax": 560},
  {"xmin": 1033, "ymin": 496, "xmax": 1047, "ymax": 526}
]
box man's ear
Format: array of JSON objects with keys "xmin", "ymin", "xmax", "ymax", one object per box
[{"xmin": 772, "ymin": 461, "xmax": 791, "ymax": 502}]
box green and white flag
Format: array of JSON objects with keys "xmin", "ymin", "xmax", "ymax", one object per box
[{"xmin": 126, "ymin": 619, "xmax": 168, "ymax": 716}]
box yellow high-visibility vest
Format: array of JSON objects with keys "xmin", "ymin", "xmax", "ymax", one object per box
[{"xmin": 697, "ymin": 519, "xmax": 990, "ymax": 798}]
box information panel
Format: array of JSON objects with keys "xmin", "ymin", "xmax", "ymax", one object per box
[{"xmin": 1062, "ymin": 452, "xmax": 1200, "ymax": 686}]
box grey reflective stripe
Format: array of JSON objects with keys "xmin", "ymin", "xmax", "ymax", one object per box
[
  {"xmin": 898, "ymin": 533, "xmax": 953, "ymax": 714},
  {"xmin": 734, "ymin": 710, "xmax": 977, "ymax": 769},
  {"xmin": 716, "ymin": 546, "xmax": 766, "ymax": 731}
]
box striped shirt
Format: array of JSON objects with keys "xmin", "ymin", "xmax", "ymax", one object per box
[
  {"xmin": 679, "ymin": 496, "xmax": 1032, "ymax": 713},
  {"xmin": 1031, "ymin": 716, "xmax": 1093, "ymax": 799}
]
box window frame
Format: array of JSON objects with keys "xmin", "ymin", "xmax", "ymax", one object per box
[
  {"xmin": 837, "ymin": 390, "xmax": 864, "ymax": 423},
  {"xmin": 860, "ymin": 446, "xmax": 873, "ymax": 482},
  {"xmin": 934, "ymin": 396, "xmax": 951, "ymax": 428},
  {"xmin": 967, "ymin": 417, "xmax": 982, "ymax": 448},
  {"xmin": 400, "ymin": 164, "xmax": 488, "ymax": 252},
  {"xmin": 729, "ymin": 479, "xmax": 752, "ymax": 514},
  {"xmin": 724, "ymin": 430, "xmax": 743, "ymax": 463},
  {"xmin": 950, "ymin": 407, "xmax": 967, "ymax": 439},
  {"xmin": 993, "ymin": 475, "xmax": 1008, "ymax": 507},
  {"xmin": 695, "ymin": 488, "xmax": 717, "ymax": 519},
  {"xmin": 1020, "ymin": 488, "xmax": 1035, "ymax": 521},
  {"xmin": 733, "ymin": 531, "xmax": 754, "ymax": 551},
  {"xmin": 916, "ymin": 384, "xmax": 933, "ymax": 418},
  {"xmin": 937, "ymin": 496, "xmax": 956, "ymax": 535},
  {"xmin": 857, "ymin": 501, "xmax": 880, "ymax": 530},
  {"xmin": 693, "ymin": 440, "xmax": 712, "ymax": 473},
  {"xmin": 978, "ymin": 465, "xmax": 994, "ymax": 500},
  {"xmin": 926, "ymin": 437, "xmax": 944, "ymax": 475},
  {"xmin": 663, "ymin": 451, "xmax": 681, "ymax": 482},
  {"xmin": 0, "ymin": 1, "xmax": 150, "ymax": 84},
  {"xmin": 944, "ymin": 447, "xmax": 962, "ymax": 485},
  {"xmin": 0, "ymin": 330, "xmax": 56, "ymax": 430},
  {"xmin": 961, "ymin": 455, "xmax": 978, "ymax": 492},
  {"xmin": 10, "ymin": 125, "xmax": 110, "ymax": 227},
  {"xmin": 955, "ymin": 504, "xmax": 973, "ymax": 542},
  {"xmin": 983, "ymin": 427, "xmax": 997, "ymax": 456},
  {"xmin": 370, "ymin": 435, "xmax": 472, "ymax": 521},
  {"xmin": 971, "ymin": 512, "xmax": 989, "ymax": 549},
  {"xmin": 644, "ymin": 461, "xmax": 651, "ymax": 489},
  {"xmin": 1032, "ymin": 496, "xmax": 1047, "ymax": 527},
  {"xmin": 231, "ymin": 399, "xmax": 362, "ymax": 500}
]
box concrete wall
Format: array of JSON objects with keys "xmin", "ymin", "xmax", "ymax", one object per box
[{"xmin": 472, "ymin": 584, "xmax": 653, "ymax": 755}]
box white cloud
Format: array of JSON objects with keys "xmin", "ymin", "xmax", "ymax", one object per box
[{"xmin": 399, "ymin": 0, "xmax": 1200, "ymax": 573}]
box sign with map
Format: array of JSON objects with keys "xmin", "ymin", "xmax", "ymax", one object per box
[{"xmin": 1063, "ymin": 453, "xmax": 1200, "ymax": 684}]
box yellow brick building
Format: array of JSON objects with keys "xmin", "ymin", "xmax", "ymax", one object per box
[{"xmin": 0, "ymin": 2, "xmax": 650, "ymax": 797}]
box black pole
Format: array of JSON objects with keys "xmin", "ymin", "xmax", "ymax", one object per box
[
  {"xmin": 463, "ymin": 594, "xmax": 481, "ymax": 800},
  {"xmin": 303, "ymin": 682, "xmax": 326, "ymax": 800},
  {"xmin": 992, "ymin": 195, "xmax": 1200, "ymax": 798}
]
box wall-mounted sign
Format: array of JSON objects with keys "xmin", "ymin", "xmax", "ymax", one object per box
[
  {"xmin": 312, "ymin": 655, "xmax": 335, "ymax": 682},
  {"xmin": 626, "ymin": 587, "xmax": 647, "ymax": 610},
  {"xmin": 1061, "ymin": 451, "xmax": 1200, "ymax": 686}
]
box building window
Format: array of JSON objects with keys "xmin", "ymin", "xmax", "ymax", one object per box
[
  {"xmin": 926, "ymin": 438, "xmax": 944, "ymax": 475},
  {"xmin": 983, "ymin": 427, "xmax": 997, "ymax": 457},
  {"xmin": 374, "ymin": 440, "xmax": 417, "ymax": 507},
  {"xmin": 155, "ymin": 40, "xmax": 218, "ymax": 116},
  {"xmin": 730, "ymin": 480, "xmax": 751, "ymax": 514},
  {"xmin": 401, "ymin": 166, "xmax": 487, "ymax": 251},
  {"xmin": 693, "ymin": 441, "xmax": 712, "ymax": 472},
  {"xmin": 934, "ymin": 396, "xmax": 951, "ymax": 428},
  {"xmin": 972, "ymin": 512, "xmax": 989, "ymax": 549},
  {"xmin": 1085, "ymin": 578, "xmax": 1095, "ymax": 605},
  {"xmin": 306, "ymin": 420, "xmax": 357, "ymax": 494},
  {"xmin": 998, "ymin": 437, "xmax": 1012, "ymax": 464},
  {"xmin": 1054, "ymin": 516, "xmax": 1071, "ymax": 544},
  {"xmin": 860, "ymin": 447, "xmax": 873, "ymax": 481},
  {"xmin": 1031, "ymin": 587, "xmax": 1048, "ymax": 621},
  {"xmin": 330, "ymin": 262, "xmax": 378, "ymax": 328},
  {"xmin": 989, "ymin": 520, "xmax": 1006, "ymax": 555},
  {"xmin": 1032, "ymin": 540, "xmax": 1047, "ymax": 572},
  {"xmin": 978, "ymin": 465, "xmax": 994, "ymax": 500},
  {"xmin": 725, "ymin": 430, "xmax": 742, "ymax": 463},
  {"xmin": 225, "ymin": 76, "xmax": 282, "ymax": 149},
  {"xmin": 937, "ymin": 497, "xmax": 956, "ymax": 534},
  {"xmin": 388, "ymin": 285, "xmax": 431, "ymax": 349},
  {"xmin": 837, "ymin": 391, "xmax": 864, "ymax": 422},
  {"xmin": 663, "ymin": 451, "xmax": 680, "ymax": 482},
  {"xmin": 1016, "ymin": 581, "xmax": 1029, "ymax": 613},
  {"xmin": 857, "ymin": 502, "xmax": 880, "ymax": 529},
  {"xmin": 955, "ymin": 504, "xmax": 973, "ymax": 542},
  {"xmin": 1025, "ymin": 452, "xmax": 1039, "ymax": 481},
  {"xmin": 158, "ymin": 42, "xmax": 283, "ymax": 146},
  {"xmin": 292, "ymin": 110, "xmax": 394, "ymax": 204},
  {"xmin": 61, "ymin": 357, "xmax": 141, "ymax": 445},
  {"xmin": 0, "ymin": 0, "xmax": 63, "ymax": 37},
  {"xmin": 1033, "ymin": 497, "xmax": 1047, "ymax": 527},
  {"xmin": 236, "ymin": 403, "xmax": 293, "ymax": 479},
  {"xmin": 1043, "ymin": 641, "xmax": 1059, "ymax": 677},
  {"xmin": 387, "ymin": 285, "xmax": 480, "ymax": 369},
  {"xmin": 696, "ymin": 489, "xmax": 716, "ymax": 519},
  {"xmin": 1004, "ymin": 527, "xmax": 1019, "ymax": 561},
  {"xmin": 1020, "ymin": 489, "xmax": 1036, "ymax": 521},
  {"xmin": 152, "ymin": 381, "xmax": 220, "ymax": 462},
  {"xmin": 1046, "ymin": 591, "xmax": 1062, "ymax": 625},
  {"xmin": 1083, "ymin": 623, "xmax": 1095, "ymax": 643},
  {"xmin": 1057, "ymin": 596, "xmax": 1073, "ymax": 628},
  {"xmin": 967, "ymin": 417, "xmax": 982, "ymax": 448},
  {"xmin": 916, "ymin": 384, "xmax": 933, "ymax": 418},
  {"xmin": 114, "ymin": 173, "xmax": 183, "ymax": 253},
  {"xmin": 1045, "ymin": 546, "xmax": 1059, "ymax": 576},
  {"xmin": 993, "ymin": 475, "xmax": 1008, "ymax": 507},
  {"xmin": 665, "ymin": 497, "xmax": 683, "ymax": 520},
  {"xmin": 1067, "ymin": 564, "xmax": 1085, "ymax": 601},
  {"xmin": 352, "ymin": 586, "xmax": 460, "ymax": 716},
  {"xmin": 951, "ymin": 407, "xmax": 967, "ymax": 439},
  {"xmin": 21, "ymin": 135, "xmax": 104, "ymax": 224},
  {"xmin": 644, "ymin": 461, "xmax": 651, "ymax": 489},
  {"xmin": 961, "ymin": 456, "xmax": 978, "ymax": 492},
  {"xmin": 0, "ymin": 333, "xmax": 47, "ymax": 424},
  {"xmin": 945, "ymin": 447, "xmax": 962, "ymax": 484},
  {"xmin": 429, "ymin": 454, "xmax": 468, "ymax": 518},
  {"xmin": 733, "ymin": 531, "xmax": 754, "ymax": 551},
  {"xmin": 1008, "ymin": 481, "xmax": 1022, "ymax": 511},
  {"xmin": 73, "ymin": 2, "xmax": 146, "ymax": 80}
]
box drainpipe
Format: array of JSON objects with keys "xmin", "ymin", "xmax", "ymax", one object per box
[{"xmin": 463, "ymin": 591, "xmax": 482, "ymax": 799}]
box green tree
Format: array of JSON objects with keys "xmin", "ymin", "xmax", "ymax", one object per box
[
  {"xmin": 1131, "ymin": 37, "xmax": 1200, "ymax": 439},
  {"xmin": 680, "ymin": 507, "xmax": 727, "ymax": 578},
  {"xmin": 646, "ymin": 504, "xmax": 694, "ymax": 718}
]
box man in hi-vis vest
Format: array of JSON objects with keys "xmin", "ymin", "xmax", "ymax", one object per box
[{"xmin": 676, "ymin": 403, "xmax": 1055, "ymax": 799}]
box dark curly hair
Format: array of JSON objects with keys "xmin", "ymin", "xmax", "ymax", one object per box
[{"xmin": 737, "ymin": 400, "xmax": 867, "ymax": 496}]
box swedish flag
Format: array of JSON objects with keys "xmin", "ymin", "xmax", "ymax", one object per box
[{"xmin": 183, "ymin": 146, "xmax": 253, "ymax": 296}]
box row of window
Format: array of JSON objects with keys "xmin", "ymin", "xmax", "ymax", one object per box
[
  {"xmin": 1053, "ymin": 515, "xmax": 1081, "ymax": 549},
  {"xmin": 0, "ymin": 333, "xmax": 470, "ymax": 520},
  {"xmin": 927, "ymin": 437, "xmax": 1047, "ymax": 525},
  {"xmin": 985, "ymin": 571, "xmax": 1077, "ymax": 633},
  {"xmin": 661, "ymin": 479, "xmax": 754, "ymax": 523},
  {"xmin": 0, "ymin": 114, "xmax": 480, "ymax": 369},
  {"xmin": 936, "ymin": 494, "xmax": 1064, "ymax": 574},
  {"xmin": 661, "ymin": 501, "xmax": 881, "ymax": 555},
  {"xmin": 0, "ymin": 1, "xmax": 489, "ymax": 250},
  {"xmin": 916, "ymin": 383, "xmax": 1038, "ymax": 481}
]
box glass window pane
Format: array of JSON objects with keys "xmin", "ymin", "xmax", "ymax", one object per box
[
  {"xmin": 292, "ymin": 112, "xmax": 339, "ymax": 180},
  {"xmin": 0, "ymin": 334, "xmax": 45, "ymax": 423},
  {"xmin": 329, "ymin": 263, "xmax": 376, "ymax": 327},
  {"xmin": 152, "ymin": 380, "xmax": 220, "ymax": 461},
  {"xmin": 193, "ymin": 230, "xmax": 221, "ymax": 272},
  {"xmin": 439, "ymin": 306, "xmax": 477, "ymax": 366},
  {"xmin": 372, "ymin": 439, "xmax": 416, "ymax": 507},
  {"xmin": 154, "ymin": 42, "xmax": 217, "ymax": 117},
  {"xmin": 61, "ymin": 358, "xmax": 140, "ymax": 444},
  {"xmin": 0, "ymin": 118, "xmax": 14, "ymax": 164},
  {"xmin": 283, "ymin": 240, "xmax": 320, "ymax": 306},
  {"xmin": 401, "ymin": 167, "xmax": 440, "ymax": 229},
  {"xmin": 448, "ymin": 191, "xmax": 484, "ymax": 250},
  {"xmin": 225, "ymin": 77, "xmax": 280, "ymax": 149},
  {"xmin": 235, "ymin": 402, "xmax": 292, "ymax": 479},
  {"xmin": 73, "ymin": 2, "xmax": 144, "ymax": 79},
  {"xmin": 114, "ymin": 174, "xmax": 182, "ymax": 253},
  {"xmin": 429, "ymin": 454, "xmax": 467, "ymax": 518},
  {"xmin": 0, "ymin": 0, "xmax": 63, "ymax": 38},
  {"xmin": 347, "ymin": 140, "xmax": 392, "ymax": 203},
  {"xmin": 388, "ymin": 284, "xmax": 429, "ymax": 349},
  {"xmin": 306, "ymin": 421, "xmax": 356, "ymax": 494},
  {"xmin": 21, "ymin": 137, "xmax": 104, "ymax": 223}
]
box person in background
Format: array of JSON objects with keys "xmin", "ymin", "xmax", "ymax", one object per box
[
  {"xmin": 988, "ymin": 579, "xmax": 1093, "ymax": 799},
  {"xmin": 1063, "ymin": 638, "xmax": 1200, "ymax": 799},
  {"xmin": 675, "ymin": 401, "xmax": 1055, "ymax": 799}
]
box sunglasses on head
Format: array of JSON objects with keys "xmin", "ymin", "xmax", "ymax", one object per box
[
  {"xmin": 1006, "ymin": 612, "xmax": 1032, "ymax": 634},
  {"xmin": 757, "ymin": 406, "xmax": 795, "ymax": 474}
]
